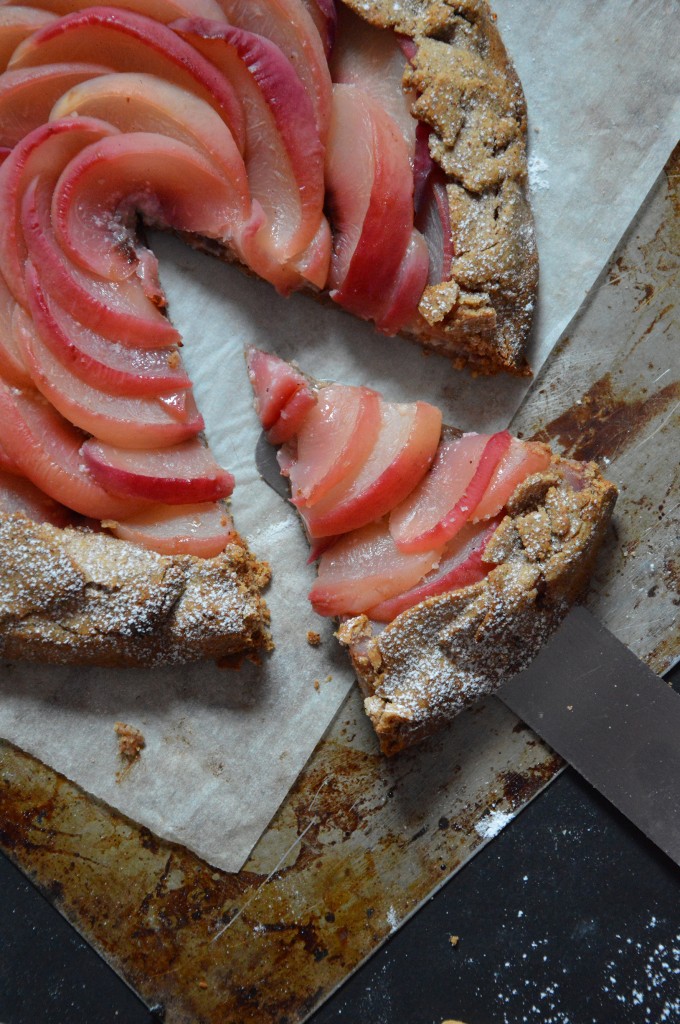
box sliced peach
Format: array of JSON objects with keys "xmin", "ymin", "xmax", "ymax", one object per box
[
  {"xmin": 413, "ymin": 125, "xmax": 454, "ymax": 286},
  {"xmin": 52, "ymin": 132, "xmax": 252, "ymax": 283},
  {"xmin": 17, "ymin": 316, "xmax": 204, "ymax": 449},
  {"xmin": 0, "ymin": 268, "xmax": 32, "ymax": 386},
  {"xmin": 0, "ymin": 63, "xmax": 110, "ymax": 148},
  {"xmin": 8, "ymin": 7, "xmax": 245, "ymax": 148},
  {"xmin": 301, "ymin": 399, "xmax": 442, "ymax": 538},
  {"xmin": 21, "ymin": 176, "xmax": 178, "ymax": 346},
  {"xmin": 0, "ymin": 115, "xmax": 118, "ymax": 305},
  {"xmin": 472, "ymin": 439, "xmax": 553, "ymax": 522},
  {"xmin": 112, "ymin": 501, "xmax": 235, "ymax": 558},
  {"xmin": 286, "ymin": 215, "xmax": 331, "ymax": 290},
  {"xmin": 50, "ymin": 72, "xmax": 251, "ymax": 211},
  {"xmin": 0, "ymin": 378, "xmax": 147, "ymax": 519},
  {"xmin": 376, "ymin": 228, "xmax": 429, "ymax": 335},
  {"xmin": 367, "ymin": 518, "xmax": 499, "ymax": 622},
  {"xmin": 0, "ymin": 5, "xmax": 55, "ymax": 71},
  {"xmin": 308, "ymin": 519, "xmax": 441, "ymax": 618},
  {"xmin": 204, "ymin": 0, "xmax": 332, "ymax": 140},
  {"xmin": 175, "ymin": 21, "xmax": 325, "ymax": 286},
  {"xmin": 246, "ymin": 346, "xmax": 315, "ymax": 432},
  {"xmin": 325, "ymin": 84, "xmax": 414, "ymax": 322},
  {"xmin": 288, "ymin": 383, "xmax": 381, "ymax": 506},
  {"xmin": 300, "ymin": 0, "xmax": 336, "ymax": 58},
  {"xmin": 390, "ymin": 431, "xmax": 512, "ymax": 553},
  {"xmin": 330, "ymin": 4, "xmax": 416, "ymax": 155},
  {"xmin": 13, "ymin": 0, "xmax": 227, "ymax": 23},
  {"xmin": 82, "ymin": 438, "xmax": 234, "ymax": 504},
  {"xmin": 24, "ymin": 262, "xmax": 190, "ymax": 396},
  {"xmin": 0, "ymin": 467, "xmax": 77, "ymax": 526},
  {"xmin": 0, "ymin": 438, "xmax": 22, "ymax": 474},
  {"xmin": 265, "ymin": 384, "xmax": 317, "ymax": 445}
]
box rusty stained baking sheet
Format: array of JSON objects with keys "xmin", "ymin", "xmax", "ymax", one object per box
[{"xmin": 1, "ymin": 152, "xmax": 678, "ymax": 1024}]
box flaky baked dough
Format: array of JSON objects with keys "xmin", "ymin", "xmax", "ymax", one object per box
[
  {"xmin": 0, "ymin": 515, "xmax": 271, "ymax": 666},
  {"xmin": 345, "ymin": 0, "xmax": 538, "ymax": 375},
  {"xmin": 338, "ymin": 458, "xmax": 617, "ymax": 755}
]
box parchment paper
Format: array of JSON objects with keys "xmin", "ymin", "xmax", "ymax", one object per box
[{"xmin": 0, "ymin": 0, "xmax": 678, "ymax": 873}]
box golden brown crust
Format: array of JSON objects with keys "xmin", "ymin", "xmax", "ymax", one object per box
[
  {"xmin": 337, "ymin": 457, "xmax": 617, "ymax": 755},
  {"xmin": 0, "ymin": 513, "xmax": 271, "ymax": 666},
  {"xmin": 344, "ymin": 0, "xmax": 538, "ymax": 374}
]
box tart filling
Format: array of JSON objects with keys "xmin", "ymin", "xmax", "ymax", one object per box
[{"xmin": 249, "ymin": 349, "xmax": 617, "ymax": 753}]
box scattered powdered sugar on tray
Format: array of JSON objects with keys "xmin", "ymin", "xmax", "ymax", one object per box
[
  {"xmin": 475, "ymin": 807, "xmax": 516, "ymax": 840},
  {"xmin": 527, "ymin": 154, "xmax": 550, "ymax": 192}
]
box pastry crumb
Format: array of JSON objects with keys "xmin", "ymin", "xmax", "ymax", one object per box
[
  {"xmin": 114, "ymin": 721, "xmax": 145, "ymax": 763},
  {"xmin": 306, "ymin": 629, "xmax": 322, "ymax": 646},
  {"xmin": 449, "ymin": 934, "xmax": 460, "ymax": 947},
  {"xmin": 313, "ymin": 679, "xmax": 320, "ymax": 691},
  {"xmin": 197, "ymin": 978, "xmax": 208, "ymax": 990}
]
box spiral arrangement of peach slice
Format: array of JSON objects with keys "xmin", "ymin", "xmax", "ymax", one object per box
[{"xmin": 0, "ymin": 0, "xmax": 452, "ymax": 556}]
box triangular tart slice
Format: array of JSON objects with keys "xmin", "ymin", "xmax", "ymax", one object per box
[{"xmin": 248, "ymin": 349, "xmax": 618, "ymax": 755}]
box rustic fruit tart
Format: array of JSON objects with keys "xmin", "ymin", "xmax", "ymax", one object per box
[
  {"xmin": 249, "ymin": 350, "xmax": 617, "ymax": 753},
  {"xmin": 0, "ymin": 0, "xmax": 607, "ymax": 748}
]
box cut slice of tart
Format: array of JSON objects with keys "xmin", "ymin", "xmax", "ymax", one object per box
[{"xmin": 248, "ymin": 349, "xmax": 618, "ymax": 755}]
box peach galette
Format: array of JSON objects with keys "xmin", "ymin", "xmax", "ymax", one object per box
[
  {"xmin": 249, "ymin": 350, "xmax": 617, "ymax": 754},
  {"xmin": 0, "ymin": 0, "xmax": 535, "ymax": 667}
]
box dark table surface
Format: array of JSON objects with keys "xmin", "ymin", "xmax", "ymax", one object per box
[{"xmin": 2, "ymin": 679, "xmax": 679, "ymax": 1024}]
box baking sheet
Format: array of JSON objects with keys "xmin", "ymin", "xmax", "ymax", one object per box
[{"xmin": 0, "ymin": 0, "xmax": 679, "ymax": 873}]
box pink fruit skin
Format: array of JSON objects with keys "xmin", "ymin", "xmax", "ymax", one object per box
[
  {"xmin": 24, "ymin": 262, "xmax": 191, "ymax": 396},
  {"xmin": 472, "ymin": 439, "xmax": 552, "ymax": 521},
  {"xmin": 0, "ymin": 468, "xmax": 75, "ymax": 527},
  {"xmin": 326, "ymin": 85, "xmax": 414, "ymax": 322},
  {"xmin": 390, "ymin": 431, "xmax": 512, "ymax": 553},
  {"xmin": 301, "ymin": 400, "xmax": 442, "ymax": 538},
  {"xmin": 246, "ymin": 347, "xmax": 315, "ymax": 431},
  {"xmin": 376, "ymin": 228, "xmax": 429, "ymax": 334},
  {"xmin": 21, "ymin": 177, "xmax": 178, "ymax": 346},
  {"xmin": 367, "ymin": 519, "xmax": 499, "ymax": 622},
  {"xmin": 81, "ymin": 438, "xmax": 235, "ymax": 504},
  {"xmin": 8, "ymin": 7, "xmax": 245, "ymax": 148},
  {"xmin": 288, "ymin": 384, "xmax": 381, "ymax": 506},
  {"xmin": 309, "ymin": 520, "xmax": 441, "ymax": 617},
  {"xmin": 0, "ymin": 64, "xmax": 111, "ymax": 149},
  {"xmin": 266, "ymin": 384, "xmax": 317, "ymax": 445},
  {"xmin": 0, "ymin": 377, "xmax": 147, "ymax": 520}
]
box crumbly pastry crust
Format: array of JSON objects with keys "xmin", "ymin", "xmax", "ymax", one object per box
[
  {"xmin": 345, "ymin": 0, "xmax": 538, "ymax": 374},
  {"xmin": 0, "ymin": 514, "xmax": 271, "ymax": 666},
  {"xmin": 337, "ymin": 457, "xmax": 617, "ymax": 755}
]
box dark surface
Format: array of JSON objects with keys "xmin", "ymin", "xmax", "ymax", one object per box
[{"xmin": 1, "ymin": 767, "xmax": 679, "ymax": 1024}]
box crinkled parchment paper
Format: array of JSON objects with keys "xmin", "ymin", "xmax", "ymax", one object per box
[{"xmin": 1, "ymin": 0, "xmax": 678, "ymax": 872}]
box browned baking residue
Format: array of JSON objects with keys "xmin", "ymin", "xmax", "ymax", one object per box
[
  {"xmin": 114, "ymin": 722, "xmax": 145, "ymax": 763},
  {"xmin": 307, "ymin": 630, "xmax": 322, "ymax": 646},
  {"xmin": 531, "ymin": 374, "xmax": 679, "ymax": 463}
]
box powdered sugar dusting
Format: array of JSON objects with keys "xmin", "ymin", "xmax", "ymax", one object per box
[
  {"xmin": 475, "ymin": 807, "xmax": 515, "ymax": 839},
  {"xmin": 528, "ymin": 154, "xmax": 550, "ymax": 192}
]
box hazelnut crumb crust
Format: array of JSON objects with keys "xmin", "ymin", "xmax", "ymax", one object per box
[
  {"xmin": 345, "ymin": 0, "xmax": 538, "ymax": 374},
  {"xmin": 337, "ymin": 457, "xmax": 617, "ymax": 755},
  {"xmin": 0, "ymin": 515, "xmax": 271, "ymax": 666}
]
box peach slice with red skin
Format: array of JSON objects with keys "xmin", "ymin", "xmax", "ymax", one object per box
[
  {"xmin": 0, "ymin": 115, "xmax": 118, "ymax": 306},
  {"xmin": 208, "ymin": 0, "xmax": 332, "ymax": 140},
  {"xmin": 287, "ymin": 383, "xmax": 381, "ymax": 507},
  {"xmin": 51, "ymin": 131, "xmax": 254, "ymax": 284},
  {"xmin": 17, "ymin": 315, "xmax": 204, "ymax": 449},
  {"xmin": 331, "ymin": 4, "xmax": 416, "ymax": 156},
  {"xmin": 175, "ymin": 20, "xmax": 326, "ymax": 288},
  {"xmin": 0, "ymin": 438, "xmax": 22, "ymax": 475},
  {"xmin": 0, "ymin": 467, "xmax": 76, "ymax": 527},
  {"xmin": 24, "ymin": 262, "xmax": 190, "ymax": 396},
  {"xmin": 246, "ymin": 347, "xmax": 314, "ymax": 432},
  {"xmin": 8, "ymin": 7, "xmax": 245, "ymax": 148},
  {"xmin": 0, "ymin": 6, "xmax": 56, "ymax": 71},
  {"xmin": 472, "ymin": 438, "xmax": 552, "ymax": 522},
  {"xmin": 0, "ymin": 378, "xmax": 147, "ymax": 519},
  {"xmin": 82, "ymin": 438, "xmax": 234, "ymax": 504},
  {"xmin": 266, "ymin": 385, "xmax": 317, "ymax": 445},
  {"xmin": 325, "ymin": 84, "xmax": 415, "ymax": 322},
  {"xmin": 112, "ymin": 501, "xmax": 235, "ymax": 558},
  {"xmin": 50, "ymin": 72, "xmax": 252, "ymax": 216},
  {"xmin": 367, "ymin": 518, "xmax": 499, "ymax": 622},
  {"xmin": 376, "ymin": 228, "xmax": 429, "ymax": 334},
  {"xmin": 300, "ymin": 0, "xmax": 336, "ymax": 59},
  {"xmin": 0, "ymin": 63, "xmax": 111, "ymax": 147},
  {"xmin": 21, "ymin": 176, "xmax": 179, "ymax": 347},
  {"xmin": 308, "ymin": 519, "xmax": 441, "ymax": 618},
  {"xmin": 0, "ymin": 268, "xmax": 32, "ymax": 386},
  {"xmin": 300, "ymin": 399, "xmax": 442, "ymax": 538},
  {"xmin": 390, "ymin": 431, "xmax": 512, "ymax": 553},
  {"xmin": 10, "ymin": 0, "xmax": 227, "ymax": 24}
]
